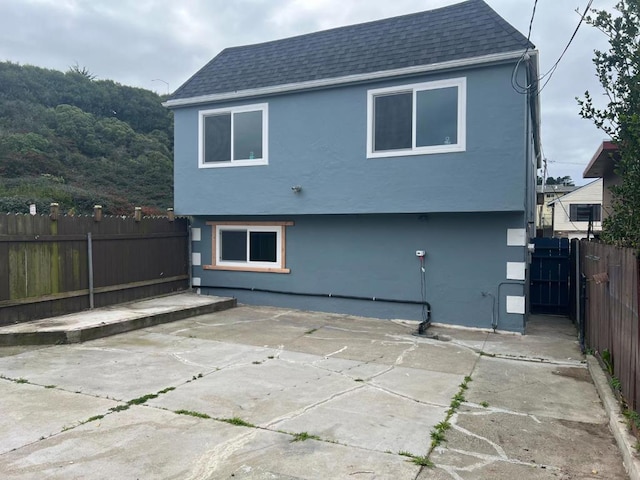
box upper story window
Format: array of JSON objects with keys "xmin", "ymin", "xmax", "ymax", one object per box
[
  {"xmin": 199, "ymin": 103, "xmax": 268, "ymax": 168},
  {"xmin": 570, "ymin": 204, "xmax": 601, "ymax": 222},
  {"xmin": 367, "ymin": 78, "xmax": 466, "ymax": 158}
]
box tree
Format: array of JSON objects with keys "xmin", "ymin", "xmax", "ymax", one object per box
[
  {"xmin": 578, "ymin": 1, "xmax": 640, "ymax": 248},
  {"xmin": 536, "ymin": 175, "xmax": 575, "ymax": 186}
]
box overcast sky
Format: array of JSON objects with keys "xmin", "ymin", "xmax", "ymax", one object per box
[{"xmin": 0, "ymin": 0, "xmax": 618, "ymax": 185}]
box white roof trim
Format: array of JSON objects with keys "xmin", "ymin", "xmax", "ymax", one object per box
[{"xmin": 164, "ymin": 50, "xmax": 531, "ymax": 108}]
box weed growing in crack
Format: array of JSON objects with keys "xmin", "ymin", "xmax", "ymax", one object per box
[
  {"xmin": 44, "ymin": 385, "xmax": 56, "ymax": 389},
  {"xmin": 15, "ymin": 378, "xmax": 28, "ymax": 384},
  {"xmin": 252, "ymin": 361, "xmax": 262, "ymax": 365},
  {"xmin": 83, "ymin": 415, "xmax": 104, "ymax": 424},
  {"xmin": 290, "ymin": 432, "xmax": 321, "ymax": 442},
  {"xmin": 157, "ymin": 387, "xmax": 175, "ymax": 394},
  {"xmin": 411, "ymin": 455, "xmax": 434, "ymax": 467},
  {"xmin": 267, "ymin": 356, "xmax": 275, "ymax": 359},
  {"xmin": 354, "ymin": 378, "xmax": 364, "ymax": 382},
  {"xmin": 127, "ymin": 393, "xmax": 158, "ymax": 405},
  {"xmin": 219, "ymin": 417, "xmax": 255, "ymax": 428},
  {"xmin": 109, "ymin": 405, "xmax": 130, "ymax": 412},
  {"xmin": 480, "ymin": 401, "xmax": 489, "ymax": 408},
  {"xmin": 305, "ymin": 328, "xmax": 318, "ymax": 335},
  {"xmin": 175, "ymin": 409, "xmax": 211, "ymax": 419}
]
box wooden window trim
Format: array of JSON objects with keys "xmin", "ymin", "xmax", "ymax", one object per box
[{"xmin": 204, "ymin": 221, "xmax": 293, "ymax": 273}]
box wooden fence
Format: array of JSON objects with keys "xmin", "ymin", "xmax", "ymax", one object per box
[
  {"xmin": 581, "ymin": 240, "xmax": 639, "ymax": 412},
  {"xmin": 0, "ymin": 211, "xmax": 189, "ymax": 325}
]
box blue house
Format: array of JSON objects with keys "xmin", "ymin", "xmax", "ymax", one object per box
[{"xmin": 165, "ymin": 0, "xmax": 541, "ymax": 333}]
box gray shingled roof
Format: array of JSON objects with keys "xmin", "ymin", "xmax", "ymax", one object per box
[{"xmin": 170, "ymin": 0, "xmax": 533, "ymax": 101}]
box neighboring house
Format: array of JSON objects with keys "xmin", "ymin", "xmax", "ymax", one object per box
[
  {"xmin": 583, "ymin": 141, "xmax": 621, "ymax": 220},
  {"xmin": 549, "ymin": 179, "xmax": 603, "ymax": 240},
  {"xmin": 536, "ymin": 184, "xmax": 576, "ymax": 237},
  {"xmin": 165, "ymin": 0, "xmax": 541, "ymax": 333}
]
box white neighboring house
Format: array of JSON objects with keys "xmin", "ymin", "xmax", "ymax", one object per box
[{"xmin": 549, "ymin": 179, "xmax": 603, "ymax": 239}]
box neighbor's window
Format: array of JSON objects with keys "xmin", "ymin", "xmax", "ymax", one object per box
[
  {"xmin": 204, "ymin": 222, "xmax": 293, "ymax": 273},
  {"xmin": 367, "ymin": 78, "xmax": 466, "ymax": 158},
  {"xmin": 570, "ymin": 204, "xmax": 601, "ymax": 222},
  {"xmin": 199, "ymin": 103, "xmax": 268, "ymax": 168}
]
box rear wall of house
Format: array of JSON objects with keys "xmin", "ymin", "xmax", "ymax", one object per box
[
  {"xmin": 191, "ymin": 212, "xmax": 528, "ymax": 332},
  {"xmin": 173, "ymin": 63, "xmax": 529, "ymax": 217}
]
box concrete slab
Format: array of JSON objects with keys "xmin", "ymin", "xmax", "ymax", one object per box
[
  {"xmin": 429, "ymin": 407, "xmax": 628, "ymax": 479},
  {"xmin": 0, "ymin": 381, "xmax": 119, "ymax": 454},
  {"xmin": 272, "ymin": 386, "xmax": 448, "ymax": 454},
  {"xmin": 466, "ymin": 356, "xmax": 607, "ymax": 424},
  {"xmin": 0, "ymin": 293, "xmax": 235, "ymax": 345},
  {"xmin": 0, "ymin": 306, "xmax": 629, "ymax": 479}
]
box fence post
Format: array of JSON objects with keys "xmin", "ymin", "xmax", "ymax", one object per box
[
  {"xmin": 93, "ymin": 205, "xmax": 102, "ymax": 222},
  {"xmin": 49, "ymin": 203, "xmax": 59, "ymax": 221},
  {"xmin": 167, "ymin": 208, "xmax": 175, "ymax": 222},
  {"xmin": 87, "ymin": 232, "xmax": 94, "ymax": 309},
  {"xmin": 134, "ymin": 207, "xmax": 142, "ymax": 222}
]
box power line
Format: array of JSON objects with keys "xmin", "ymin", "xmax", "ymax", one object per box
[{"xmin": 537, "ymin": 0, "xmax": 594, "ymax": 95}]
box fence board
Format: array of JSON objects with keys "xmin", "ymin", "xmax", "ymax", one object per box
[
  {"xmin": 0, "ymin": 213, "xmax": 189, "ymax": 325},
  {"xmin": 582, "ymin": 240, "xmax": 639, "ymax": 412}
]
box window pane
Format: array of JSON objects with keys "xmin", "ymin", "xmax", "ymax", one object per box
[
  {"xmin": 250, "ymin": 231, "xmax": 277, "ymax": 263},
  {"xmin": 234, "ymin": 110, "xmax": 263, "ymax": 160},
  {"xmin": 374, "ymin": 92, "xmax": 412, "ymax": 151},
  {"xmin": 220, "ymin": 230, "xmax": 247, "ymax": 261},
  {"xmin": 571, "ymin": 204, "xmax": 601, "ymax": 222},
  {"xmin": 416, "ymin": 87, "xmax": 458, "ymax": 147},
  {"xmin": 204, "ymin": 114, "xmax": 231, "ymax": 162}
]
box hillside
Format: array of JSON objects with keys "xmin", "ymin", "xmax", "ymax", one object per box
[{"xmin": 0, "ymin": 62, "xmax": 174, "ymax": 215}]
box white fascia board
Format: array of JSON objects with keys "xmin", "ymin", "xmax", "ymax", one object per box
[{"xmin": 164, "ymin": 50, "xmax": 529, "ymax": 109}]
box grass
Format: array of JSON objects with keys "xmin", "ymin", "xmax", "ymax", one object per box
[
  {"xmin": 290, "ymin": 432, "xmax": 321, "ymax": 442},
  {"xmin": 83, "ymin": 415, "xmax": 104, "ymax": 423},
  {"xmin": 411, "ymin": 455, "xmax": 434, "ymax": 467},
  {"xmin": 109, "ymin": 405, "xmax": 130, "ymax": 412},
  {"xmin": 480, "ymin": 401, "xmax": 489, "ymax": 408},
  {"xmin": 219, "ymin": 417, "xmax": 255, "ymax": 428},
  {"xmin": 175, "ymin": 409, "xmax": 211, "ymax": 419},
  {"xmin": 127, "ymin": 393, "xmax": 158, "ymax": 405},
  {"xmin": 398, "ymin": 451, "xmax": 434, "ymax": 467}
]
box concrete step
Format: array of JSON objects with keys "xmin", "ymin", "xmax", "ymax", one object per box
[{"xmin": 0, "ymin": 293, "xmax": 236, "ymax": 346}]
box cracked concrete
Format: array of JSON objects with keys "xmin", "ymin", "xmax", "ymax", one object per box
[{"xmin": 0, "ymin": 304, "xmax": 630, "ymax": 479}]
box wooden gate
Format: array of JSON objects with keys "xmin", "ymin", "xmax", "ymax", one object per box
[{"xmin": 529, "ymin": 237, "xmax": 570, "ymax": 315}]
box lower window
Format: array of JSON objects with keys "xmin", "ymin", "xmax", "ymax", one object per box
[{"xmin": 204, "ymin": 221, "xmax": 293, "ymax": 273}]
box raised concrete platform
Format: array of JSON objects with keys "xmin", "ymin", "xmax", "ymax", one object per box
[{"xmin": 0, "ymin": 293, "xmax": 236, "ymax": 346}]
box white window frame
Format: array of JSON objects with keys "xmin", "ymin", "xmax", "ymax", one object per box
[
  {"xmin": 204, "ymin": 221, "xmax": 293, "ymax": 273},
  {"xmin": 366, "ymin": 77, "xmax": 466, "ymax": 158},
  {"xmin": 198, "ymin": 103, "xmax": 269, "ymax": 168}
]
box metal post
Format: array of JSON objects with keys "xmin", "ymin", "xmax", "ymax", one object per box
[{"xmin": 87, "ymin": 232, "xmax": 94, "ymax": 309}]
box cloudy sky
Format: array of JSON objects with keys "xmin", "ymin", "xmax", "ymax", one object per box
[{"xmin": 0, "ymin": 0, "xmax": 618, "ymax": 185}]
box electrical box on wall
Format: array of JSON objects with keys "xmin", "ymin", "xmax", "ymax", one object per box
[{"xmin": 416, "ymin": 250, "xmax": 426, "ymax": 257}]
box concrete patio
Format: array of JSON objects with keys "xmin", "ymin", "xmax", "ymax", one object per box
[{"xmin": 0, "ymin": 299, "xmax": 631, "ymax": 479}]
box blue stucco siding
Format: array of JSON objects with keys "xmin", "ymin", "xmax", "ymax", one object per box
[
  {"xmin": 191, "ymin": 212, "xmax": 528, "ymax": 332},
  {"xmin": 173, "ymin": 63, "xmax": 529, "ymax": 216}
]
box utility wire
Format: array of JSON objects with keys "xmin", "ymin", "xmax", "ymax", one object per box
[{"xmin": 537, "ymin": 0, "xmax": 594, "ymax": 95}]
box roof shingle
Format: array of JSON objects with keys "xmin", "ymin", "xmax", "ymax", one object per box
[{"xmin": 170, "ymin": 0, "xmax": 533, "ymax": 101}]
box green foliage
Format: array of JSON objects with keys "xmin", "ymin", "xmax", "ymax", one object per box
[
  {"xmin": 578, "ymin": 1, "xmax": 640, "ymax": 248},
  {"xmin": 0, "ymin": 61, "xmax": 173, "ymax": 215}
]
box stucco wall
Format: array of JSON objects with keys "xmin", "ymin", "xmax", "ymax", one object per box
[
  {"xmin": 173, "ymin": 63, "xmax": 528, "ymax": 216},
  {"xmin": 190, "ymin": 212, "xmax": 528, "ymax": 332}
]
